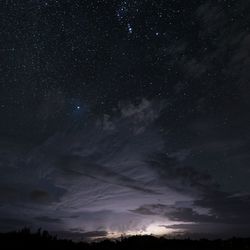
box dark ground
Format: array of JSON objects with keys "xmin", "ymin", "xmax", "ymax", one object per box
[{"xmin": 1, "ymin": 228, "xmax": 250, "ymax": 249}]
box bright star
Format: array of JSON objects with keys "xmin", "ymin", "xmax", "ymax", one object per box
[{"xmin": 127, "ymin": 23, "xmax": 133, "ymax": 34}]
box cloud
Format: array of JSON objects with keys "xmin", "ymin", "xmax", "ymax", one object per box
[
  {"xmin": 0, "ymin": 99, "xmax": 183, "ymax": 235},
  {"xmin": 131, "ymin": 203, "xmax": 213, "ymax": 223},
  {"xmin": 57, "ymin": 154, "xmax": 159, "ymax": 195},
  {"xmin": 30, "ymin": 190, "xmax": 51, "ymax": 203},
  {"xmin": 80, "ymin": 230, "xmax": 108, "ymax": 239},
  {"xmin": 0, "ymin": 96, "xmax": 248, "ymax": 238},
  {"xmin": 119, "ymin": 98, "xmax": 164, "ymax": 134},
  {"xmin": 0, "ymin": 187, "xmax": 18, "ymax": 202},
  {"xmin": 193, "ymin": 1, "xmax": 250, "ymax": 105},
  {"xmin": 194, "ymin": 191, "xmax": 250, "ymax": 224},
  {"xmin": 130, "ymin": 186, "xmax": 250, "ymax": 236},
  {"xmin": 34, "ymin": 216, "xmax": 62, "ymax": 224},
  {"xmin": 0, "ymin": 218, "xmax": 30, "ymax": 227},
  {"xmin": 147, "ymin": 153, "xmax": 215, "ymax": 194}
]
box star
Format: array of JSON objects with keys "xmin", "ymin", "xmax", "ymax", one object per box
[{"xmin": 127, "ymin": 23, "xmax": 133, "ymax": 34}]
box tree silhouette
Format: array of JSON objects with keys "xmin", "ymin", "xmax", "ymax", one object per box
[{"xmin": 0, "ymin": 228, "xmax": 250, "ymax": 249}]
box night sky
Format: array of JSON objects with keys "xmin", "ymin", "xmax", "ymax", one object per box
[{"xmin": 1, "ymin": 0, "xmax": 250, "ymax": 241}]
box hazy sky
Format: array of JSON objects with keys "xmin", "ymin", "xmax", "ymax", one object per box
[{"xmin": 0, "ymin": 0, "xmax": 250, "ymax": 241}]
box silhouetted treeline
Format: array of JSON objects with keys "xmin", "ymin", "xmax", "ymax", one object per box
[{"xmin": 1, "ymin": 228, "xmax": 250, "ymax": 249}]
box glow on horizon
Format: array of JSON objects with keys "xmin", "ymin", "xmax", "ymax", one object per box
[{"xmin": 103, "ymin": 223, "xmax": 178, "ymax": 240}]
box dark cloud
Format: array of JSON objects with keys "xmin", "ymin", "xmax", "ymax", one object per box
[
  {"xmin": 0, "ymin": 218, "xmax": 32, "ymax": 231},
  {"xmin": 80, "ymin": 230, "xmax": 108, "ymax": 239},
  {"xmin": 0, "ymin": 218, "xmax": 29, "ymax": 226},
  {"xmin": 30, "ymin": 190, "xmax": 51, "ymax": 203},
  {"xmin": 131, "ymin": 203, "xmax": 213, "ymax": 223},
  {"xmin": 34, "ymin": 216, "xmax": 62, "ymax": 224},
  {"xmin": 54, "ymin": 228, "xmax": 108, "ymax": 241},
  {"xmin": 131, "ymin": 189, "xmax": 250, "ymax": 235},
  {"xmin": 0, "ymin": 187, "xmax": 18, "ymax": 202},
  {"xmin": 195, "ymin": 191, "xmax": 250, "ymax": 224},
  {"xmin": 166, "ymin": 207, "xmax": 213, "ymax": 223},
  {"xmin": 147, "ymin": 153, "xmax": 216, "ymax": 193}
]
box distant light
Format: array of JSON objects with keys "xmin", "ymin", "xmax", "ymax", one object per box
[{"xmin": 76, "ymin": 106, "xmax": 80, "ymax": 110}]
